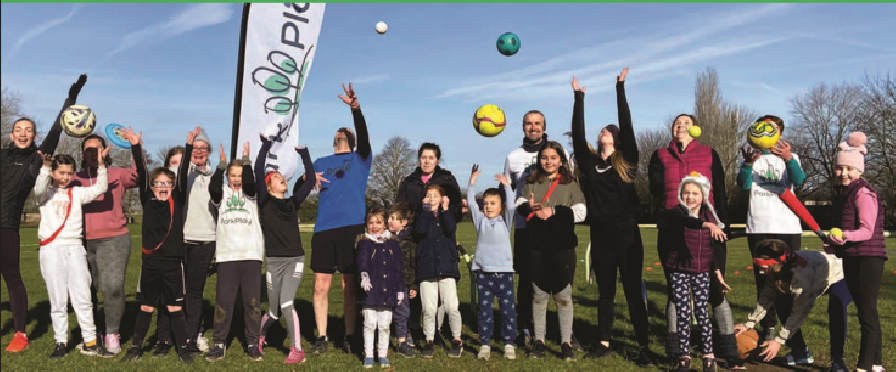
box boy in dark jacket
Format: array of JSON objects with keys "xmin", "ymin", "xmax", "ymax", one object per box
[
  {"xmin": 119, "ymin": 127, "xmax": 196, "ymax": 364},
  {"xmin": 415, "ymin": 185, "xmax": 462, "ymax": 358},
  {"xmin": 387, "ymin": 202, "xmax": 418, "ymax": 357}
]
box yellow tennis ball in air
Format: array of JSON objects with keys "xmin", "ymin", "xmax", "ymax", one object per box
[{"xmin": 688, "ymin": 126, "xmax": 702, "ymax": 138}]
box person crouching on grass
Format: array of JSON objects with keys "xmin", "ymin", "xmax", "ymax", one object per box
[
  {"xmin": 34, "ymin": 149, "xmax": 110, "ymax": 359},
  {"xmin": 119, "ymin": 127, "xmax": 196, "ymax": 364}
]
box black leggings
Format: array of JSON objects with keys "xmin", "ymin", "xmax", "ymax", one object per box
[
  {"xmin": 590, "ymin": 219, "xmax": 648, "ymax": 347},
  {"xmin": 843, "ymin": 256, "xmax": 884, "ymax": 370},
  {"xmin": 0, "ymin": 228, "xmax": 28, "ymax": 332}
]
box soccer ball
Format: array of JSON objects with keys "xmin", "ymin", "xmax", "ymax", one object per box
[
  {"xmin": 747, "ymin": 119, "xmax": 781, "ymax": 150},
  {"xmin": 376, "ymin": 21, "xmax": 388, "ymax": 35},
  {"xmin": 472, "ymin": 104, "xmax": 506, "ymax": 137},
  {"xmin": 61, "ymin": 105, "xmax": 97, "ymax": 138},
  {"xmin": 496, "ymin": 32, "xmax": 520, "ymax": 56},
  {"xmin": 736, "ymin": 329, "xmax": 760, "ymax": 361}
]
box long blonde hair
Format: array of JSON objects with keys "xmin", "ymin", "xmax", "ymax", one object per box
[{"xmin": 591, "ymin": 142, "xmax": 635, "ymax": 184}]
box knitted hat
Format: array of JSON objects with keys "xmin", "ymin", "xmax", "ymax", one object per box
[
  {"xmin": 677, "ymin": 171, "xmax": 725, "ymax": 229},
  {"xmin": 194, "ymin": 128, "xmax": 211, "ymax": 147},
  {"xmin": 834, "ymin": 132, "xmax": 868, "ymax": 173}
]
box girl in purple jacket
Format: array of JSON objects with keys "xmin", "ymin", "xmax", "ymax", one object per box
[
  {"xmin": 827, "ymin": 132, "xmax": 886, "ymax": 372},
  {"xmin": 357, "ymin": 206, "xmax": 406, "ymax": 369},
  {"xmin": 662, "ymin": 172, "xmax": 728, "ymax": 372}
]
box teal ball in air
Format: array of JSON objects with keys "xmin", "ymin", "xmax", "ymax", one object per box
[{"xmin": 496, "ymin": 32, "xmax": 521, "ymax": 56}]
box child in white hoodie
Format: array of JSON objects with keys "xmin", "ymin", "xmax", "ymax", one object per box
[{"xmin": 34, "ymin": 150, "xmax": 109, "ymax": 359}]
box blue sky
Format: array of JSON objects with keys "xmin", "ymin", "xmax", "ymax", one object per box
[{"xmin": 2, "ymin": 3, "xmax": 894, "ymax": 192}]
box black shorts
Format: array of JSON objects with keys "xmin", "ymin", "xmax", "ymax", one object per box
[
  {"xmin": 310, "ymin": 224, "xmax": 365, "ymax": 274},
  {"xmin": 140, "ymin": 256, "xmax": 185, "ymax": 307}
]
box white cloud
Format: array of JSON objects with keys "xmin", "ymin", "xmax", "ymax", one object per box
[
  {"xmin": 97, "ymin": 3, "xmax": 234, "ymax": 65},
  {"xmin": 352, "ymin": 74, "xmax": 391, "ymax": 84},
  {"xmin": 4, "ymin": 5, "xmax": 81, "ymax": 63}
]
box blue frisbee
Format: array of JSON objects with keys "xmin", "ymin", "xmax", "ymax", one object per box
[{"xmin": 105, "ymin": 123, "xmax": 131, "ymax": 149}]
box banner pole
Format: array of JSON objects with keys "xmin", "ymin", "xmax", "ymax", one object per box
[{"xmin": 230, "ymin": 3, "xmax": 251, "ymax": 161}]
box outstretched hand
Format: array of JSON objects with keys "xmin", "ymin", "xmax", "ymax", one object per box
[
  {"xmin": 571, "ymin": 76, "xmax": 586, "ymax": 93},
  {"xmin": 187, "ymin": 126, "xmax": 201, "ymax": 145},
  {"xmin": 617, "ymin": 67, "xmax": 629, "ymax": 82},
  {"xmin": 120, "ymin": 127, "xmax": 142, "ymax": 146},
  {"xmin": 770, "ymin": 141, "xmax": 792, "ymax": 161},
  {"xmin": 338, "ymin": 83, "xmax": 359, "ymax": 109},
  {"xmin": 741, "ymin": 146, "xmax": 760, "ymax": 165},
  {"xmin": 470, "ymin": 169, "xmax": 482, "ymax": 185},
  {"xmin": 40, "ymin": 151, "xmax": 52, "ymax": 168},
  {"xmin": 759, "ymin": 340, "xmax": 781, "ymax": 362},
  {"xmin": 68, "ymin": 74, "xmax": 87, "ymax": 100},
  {"xmin": 98, "ymin": 145, "xmax": 110, "ymax": 167},
  {"xmin": 219, "ymin": 144, "xmax": 227, "ymax": 164},
  {"xmin": 243, "ymin": 142, "xmax": 250, "ymax": 157},
  {"xmin": 495, "ymin": 174, "xmax": 509, "ymax": 187}
]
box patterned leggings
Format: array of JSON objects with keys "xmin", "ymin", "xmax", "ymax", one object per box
[
  {"xmin": 669, "ymin": 272, "xmax": 712, "ymax": 357},
  {"xmin": 476, "ymin": 272, "xmax": 517, "ymax": 344}
]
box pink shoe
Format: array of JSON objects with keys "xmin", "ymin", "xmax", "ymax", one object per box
[
  {"xmin": 258, "ymin": 335, "xmax": 266, "ymax": 355},
  {"xmin": 284, "ymin": 347, "xmax": 305, "ymax": 364}
]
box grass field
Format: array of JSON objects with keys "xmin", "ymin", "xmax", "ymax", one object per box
[{"xmin": 2, "ymin": 224, "xmax": 894, "ymax": 371}]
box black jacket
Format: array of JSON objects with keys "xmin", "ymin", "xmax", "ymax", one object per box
[
  {"xmin": 1, "ymin": 122, "xmax": 63, "ymax": 230},
  {"xmin": 414, "ymin": 206, "xmax": 461, "ymax": 281},
  {"xmin": 396, "ymin": 166, "xmax": 463, "ymax": 220},
  {"xmin": 135, "ymin": 143, "xmax": 191, "ymax": 257}
]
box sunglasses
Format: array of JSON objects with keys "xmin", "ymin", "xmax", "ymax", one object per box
[
  {"xmin": 152, "ymin": 181, "xmax": 174, "ymax": 188},
  {"xmin": 752, "ymin": 254, "xmax": 787, "ymax": 267}
]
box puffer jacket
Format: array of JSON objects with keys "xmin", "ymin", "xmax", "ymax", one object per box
[{"xmin": 415, "ymin": 206, "xmax": 461, "ymax": 281}]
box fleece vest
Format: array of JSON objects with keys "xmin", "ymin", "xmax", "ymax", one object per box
[{"xmin": 657, "ymin": 140, "xmax": 715, "ymax": 211}]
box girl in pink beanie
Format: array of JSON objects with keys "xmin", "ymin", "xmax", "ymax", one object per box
[{"xmin": 828, "ymin": 131, "xmax": 886, "ymax": 372}]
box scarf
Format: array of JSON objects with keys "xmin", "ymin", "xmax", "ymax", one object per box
[
  {"xmin": 522, "ymin": 133, "xmax": 548, "ymax": 153},
  {"xmin": 365, "ymin": 230, "xmax": 392, "ymax": 244}
]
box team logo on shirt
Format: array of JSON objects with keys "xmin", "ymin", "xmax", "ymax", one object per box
[
  {"xmin": 757, "ymin": 162, "xmax": 784, "ymax": 187},
  {"xmin": 224, "ymin": 194, "xmax": 247, "ymax": 214}
]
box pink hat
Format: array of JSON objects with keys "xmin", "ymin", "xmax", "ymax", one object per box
[{"xmin": 834, "ymin": 132, "xmax": 868, "ymax": 172}]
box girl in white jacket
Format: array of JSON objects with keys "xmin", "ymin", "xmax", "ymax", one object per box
[{"xmin": 34, "ymin": 149, "xmax": 109, "ymax": 359}]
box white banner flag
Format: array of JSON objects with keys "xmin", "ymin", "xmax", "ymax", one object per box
[{"xmin": 234, "ymin": 3, "xmax": 325, "ymax": 181}]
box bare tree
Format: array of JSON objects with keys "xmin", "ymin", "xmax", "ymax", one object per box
[
  {"xmin": 367, "ymin": 136, "xmax": 416, "ymax": 208},
  {"xmin": 635, "ymin": 127, "xmax": 671, "ymax": 218},
  {"xmin": 2, "ymin": 87, "xmax": 24, "ymax": 142},
  {"xmin": 693, "ymin": 67, "xmax": 756, "ymax": 211},
  {"xmin": 857, "ymin": 71, "xmax": 895, "ymax": 227},
  {"xmin": 788, "ymin": 82, "xmax": 865, "ymax": 198}
]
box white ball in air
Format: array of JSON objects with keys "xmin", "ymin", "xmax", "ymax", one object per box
[{"xmin": 376, "ymin": 21, "xmax": 388, "ymax": 35}]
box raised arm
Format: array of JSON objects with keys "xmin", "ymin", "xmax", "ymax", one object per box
[
  {"xmin": 79, "ymin": 147, "xmax": 109, "ymax": 203},
  {"xmin": 616, "ymin": 69, "xmax": 639, "ymax": 164},
  {"xmin": 338, "ymin": 82, "xmax": 371, "ymax": 159},
  {"xmin": 255, "ymin": 135, "xmax": 273, "ymax": 203},
  {"xmin": 39, "ymin": 75, "xmax": 86, "ymax": 156},
  {"xmin": 208, "ymin": 143, "xmax": 227, "ymax": 205},
  {"xmin": 467, "ymin": 170, "xmax": 483, "ymax": 226},
  {"xmin": 290, "ymin": 147, "xmax": 316, "ymax": 208},
  {"xmin": 240, "ymin": 142, "xmax": 256, "ymax": 197},
  {"xmin": 570, "ymin": 76, "xmax": 594, "ymax": 173},
  {"xmin": 33, "ymin": 155, "xmax": 53, "ymax": 204}
]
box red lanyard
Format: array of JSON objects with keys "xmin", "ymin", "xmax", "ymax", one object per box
[
  {"xmin": 142, "ymin": 197, "xmax": 175, "ymax": 255},
  {"xmin": 40, "ymin": 188, "xmax": 73, "ymax": 246},
  {"xmin": 527, "ymin": 175, "xmax": 561, "ymax": 222}
]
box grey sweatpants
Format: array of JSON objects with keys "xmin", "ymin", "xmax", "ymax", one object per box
[
  {"xmin": 86, "ymin": 233, "xmax": 132, "ymax": 335},
  {"xmin": 264, "ymin": 256, "xmax": 305, "ymax": 349},
  {"xmin": 533, "ymin": 283, "xmax": 574, "ymax": 344}
]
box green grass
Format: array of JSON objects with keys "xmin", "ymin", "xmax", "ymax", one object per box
[{"xmin": 2, "ymin": 224, "xmax": 894, "ymax": 371}]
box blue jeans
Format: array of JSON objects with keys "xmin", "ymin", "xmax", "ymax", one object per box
[{"xmin": 477, "ymin": 272, "xmax": 517, "ymax": 344}]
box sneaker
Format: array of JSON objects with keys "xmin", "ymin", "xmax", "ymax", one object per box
[
  {"xmin": 785, "ymin": 348, "xmax": 814, "ymax": 366},
  {"xmin": 312, "ymin": 336, "xmax": 328, "ymax": 354},
  {"xmin": 185, "ymin": 341, "xmax": 202, "ymax": 356},
  {"xmin": 703, "ymin": 357, "xmax": 718, "ymax": 372},
  {"xmin": 152, "ymin": 342, "xmax": 171, "ymax": 358},
  {"xmin": 634, "ymin": 347, "xmax": 656, "ymax": 367},
  {"xmin": 247, "ymin": 345, "xmax": 263, "ymax": 361},
  {"xmin": 478, "ymin": 345, "xmax": 491, "ymax": 361},
  {"xmin": 677, "ymin": 357, "xmax": 692, "ymax": 372},
  {"xmin": 723, "ymin": 359, "xmax": 747, "ymax": 370},
  {"xmin": 504, "ymin": 344, "xmax": 516, "ymax": 360},
  {"xmin": 528, "ymin": 340, "xmax": 546, "ymax": 359},
  {"xmin": 829, "ymin": 358, "xmax": 848, "ymax": 372},
  {"xmin": 80, "ymin": 342, "xmax": 114, "ymax": 357},
  {"xmin": 449, "ymin": 339, "xmax": 463, "ymax": 358},
  {"xmin": 196, "ymin": 333, "xmax": 210, "ymax": 353},
  {"xmin": 406, "ymin": 332, "xmax": 416, "ymax": 348},
  {"xmin": 570, "ymin": 334, "xmax": 583, "ymax": 352},
  {"xmin": 421, "ymin": 341, "xmax": 435, "ymax": 358},
  {"xmin": 258, "ymin": 334, "xmax": 267, "ymax": 355},
  {"xmin": 178, "ymin": 351, "xmax": 194, "ymax": 364},
  {"xmin": 206, "ymin": 344, "xmax": 225, "ymax": 362},
  {"xmin": 284, "ymin": 347, "xmax": 306, "ymax": 364},
  {"xmin": 343, "ymin": 334, "xmax": 355, "ymax": 354},
  {"xmin": 120, "ymin": 347, "xmax": 142, "ymax": 362},
  {"xmin": 364, "ymin": 357, "xmax": 374, "ymax": 368},
  {"xmin": 6, "ymin": 332, "xmax": 29, "ymax": 352},
  {"xmin": 584, "ymin": 343, "xmax": 613, "ymax": 359},
  {"xmin": 104, "ymin": 334, "xmax": 121, "ymax": 354},
  {"xmin": 398, "ymin": 341, "xmax": 415, "ymax": 358},
  {"xmin": 49, "ymin": 343, "xmax": 67, "ymax": 359},
  {"xmin": 380, "ymin": 356, "xmax": 390, "ymax": 368},
  {"xmin": 562, "ymin": 343, "xmax": 576, "ymax": 362}
]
